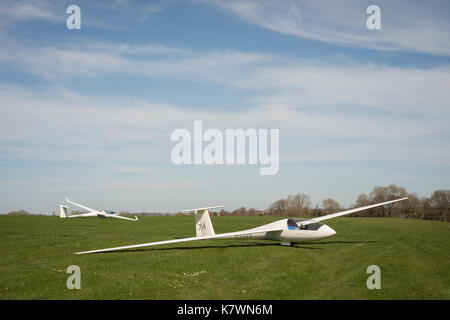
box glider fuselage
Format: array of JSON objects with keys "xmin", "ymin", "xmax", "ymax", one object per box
[{"xmin": 215, "ymin": 219, "xmax": 336, "ymax": 242}]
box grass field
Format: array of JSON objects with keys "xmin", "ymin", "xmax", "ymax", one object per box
[{"xmin": 0, "ymin": 215, "xmax": 449, "ymax": 299}]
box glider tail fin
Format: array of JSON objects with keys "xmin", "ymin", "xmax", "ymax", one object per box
[
  {"xmin": 180, "ymin": 206, "xmax": 224, "ymax": 237},
  {"xmin": 59, "ymin": 205, "xmax": 68, "ymax": 218},
  {"xmin": 195, "ymin": 209, "xmax": 215, "ymax": 237}
]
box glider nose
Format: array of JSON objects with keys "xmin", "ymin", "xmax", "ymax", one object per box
[{"xmin": 324, "ymin": 225, "xmax": 336, "ymax": 237}]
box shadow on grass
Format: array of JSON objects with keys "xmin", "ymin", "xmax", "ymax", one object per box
[
  {"xmin": 89, "ymin": 240, "xmax": 379, "ymax": 254},
  {"xmin": 78, "ymin": 240, "xmax": 379, "ymax": 254},
  {"xmin": 94, "ymin": 241, "xmax": 358, "ymax": 254},
  {"xmin": 300, "ymin": 240, "xmax": 379, "ymax": 245}
]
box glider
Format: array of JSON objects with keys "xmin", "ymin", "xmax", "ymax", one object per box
[
  {"xmin": 60, "ymin": 198, "xmax": 138, "ymax": 221},
  {"xmin": 75, "ymin": 198, "xmax": 408, "ymax": 254}
]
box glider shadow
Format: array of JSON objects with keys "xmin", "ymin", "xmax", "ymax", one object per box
[
  {"xmin": 88, "ymin": 240, "xmax": 378, "ymax": 254},
  {"xmin": 95, "ymin": 241, "xmax": 328, "ymax": 254},
  {"xmin": 300, "ymin": 240, "xmax": 379, "ymax": 245}
]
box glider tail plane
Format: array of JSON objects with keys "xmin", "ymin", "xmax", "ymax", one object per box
[
  {"xmin": 59, "ymin": 205, "xmax": 68, "ymax": 218},
  {"xmin": 180, "ymin": 206, "xmax": 224, "ymax": 237}
]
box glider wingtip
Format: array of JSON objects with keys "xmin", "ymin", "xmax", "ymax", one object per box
[{"xmin": 75, "ymin": 251, "xmax": 90, "ymax": 255}]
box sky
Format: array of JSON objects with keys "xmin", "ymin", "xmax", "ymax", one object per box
[{"xmin": 0, "ymin": 0, "xmax": 449, "ymax": 214}]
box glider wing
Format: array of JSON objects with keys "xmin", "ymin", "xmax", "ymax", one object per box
[
  {"xmin": 67, "ymin": 212, "xmax": 98, "ymax": 218},
  {"xmin": 75, "ymin": 226, "xmax": 283, "ymax": 254},
  {"xmin": 110, "ymin": 214, "xmax": 139, "ymax": 221},
  {"xmin": 66, "ymin": 198, "xmax": 97, "ymax": 213},
  {"xmin": 302, "ymin": 197, "xmax": 408, "ymax": 224}
]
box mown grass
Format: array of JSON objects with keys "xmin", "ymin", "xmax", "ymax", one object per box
[{"xmin": 0, "ymin": 215, "xmax": 448, "ymax": 299}]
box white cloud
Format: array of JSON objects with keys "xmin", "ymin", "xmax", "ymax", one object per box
[
  {"xmin": 0, "ymin": 0, "xmax": 166, "ymax": 31},
  {"xmin": 1, "ymin": 40, "xmax": 270, "ymax": 82},
  {"xmin": 3, "ymin": 39, "xmax": 450, "ymax": 118},
  {"xmin": 203, "ymin": 0, "xmax": 450, "ymax": 56},
  {"xmin": 243, "ymin": 64, "xmax": 450, "ymax": 117},
  {"xmin": 0, "ymin": 0, "xmax": 62, "ymax": 22},
  {"xmin": 0, "ymin": 40, "xmax": 449, "ymax": 209},
  {"xmin": 0, "ymin": 81, "xmax": 448, "ymax": 168}
]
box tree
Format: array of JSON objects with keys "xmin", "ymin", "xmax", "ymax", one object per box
[
  {"xmin": 428, "ymin": 190, "xmax": 450, "ymax": 209},
  {"xmin": 354, "ymin": 185, "xmax": 409, "ymax": 217},
  {"xmin": 268, "ymin": 193, "xmax": 312, "ymax": 216},
  {"xmin": 400, "ymin": 193, "xmax": 422, "ymax": 219},
  {"xmin": 287, "ymin": 193, "xmax": 311, "ymax": 210},
  {"xmin": 268, "ymin": 199, "xmax": 286, "ymax": 215},
  {"xmin": 231, "ymin": 207, "xmax": 247, "ymax": 216},
  {"xmin": 368, "ymin": 184, "xmax": 408, "ymax": 217},
  {"xmin": 218, "ymin": 209, "xmax": 231, "ymax": 216},
  {"xmin": 7, "ymin": 210, "xmax": 30, "ymax": 216},
  {"xmin": 321, "ymin": 198, "xmax": 341, "ymax": 214},
  {"xmin": 355, "ymin": 193, "xmax": 370, "ymax": 207},
  {"xmin": 426, "ymin": 189, "xmax": 450, "ymax": 221}
]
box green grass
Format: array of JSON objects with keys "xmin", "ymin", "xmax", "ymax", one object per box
[{"xmin": 0, "ymin": 215, "xmax": 449, "ymax": 299}]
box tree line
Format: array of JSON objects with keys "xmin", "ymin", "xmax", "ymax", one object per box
[
  {"xmin": 5, "ymin": 185, "xmax": 449, "ymax": 222},
  {"xmin": 215, "ymin": 185, "xmax": 449, "ymax": 222}
]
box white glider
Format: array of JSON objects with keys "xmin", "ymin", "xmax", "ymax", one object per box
[
  {"xmin": 75, "ymin": 198, "xmax": 408, "ymax": 254},
  {"xmin": 60, "ymin": 198, "xmax": 138, "ymax": 221}
]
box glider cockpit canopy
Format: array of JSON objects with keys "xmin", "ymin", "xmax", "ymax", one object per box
[{"xmin": 287, "ymin": 218, "xmax": 323, "ymax": 231}]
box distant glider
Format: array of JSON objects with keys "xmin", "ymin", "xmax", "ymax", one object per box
[
  {"xmin": 60, "ymin": 198, "xmax": 138, "ymax": 221},
  {"xmin": 76, "ymin": 198, "xmax": 407, "ymax": 254}
]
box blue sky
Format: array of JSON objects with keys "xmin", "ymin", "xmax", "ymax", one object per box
[{"xmin": 0, "ymin": 0, "xmax": 449, "ymax": 213}]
